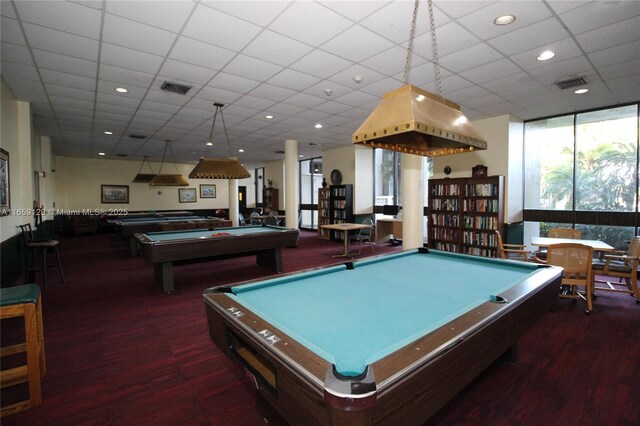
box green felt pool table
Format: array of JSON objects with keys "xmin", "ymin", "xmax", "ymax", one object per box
[
  {"xmin": 203, "ymin": 249, "xmax": 562, "ymax": 425},
  {"xmin": 136, "ymin": 225, "xmax": 299, "ymax": 293},
  {"xmin": 113, "ymin": 216, "xmax": 230, "ymax": 256}
]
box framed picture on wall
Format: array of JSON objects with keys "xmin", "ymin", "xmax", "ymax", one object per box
[
  {"xmin": 179, "ymin": 188, "xmax": 197, "ymax": 203},
  {"xmin": 101, "ymin": 184, "xmax": 129, "ymax": 204},
  {"xmin": 0, "ymin": 148, "xmax": 10, "ymax": 216},
  {"xmin": 199, "ymin": 184, "xmax": 216, "ymax": 198}
]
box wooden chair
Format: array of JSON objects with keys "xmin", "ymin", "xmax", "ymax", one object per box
[
  {"xmin": 533, "ymin": 228, "xmax": 582, "ymax": 262},
  {"xmin": 0, "ymin": 284, "xmax": 46, "ymax": 417},
  {"xmin": 591, "ymin": 236, "xmax": 640, "ymax": 303},
  {"xmin": 18, "ymin": 224, "xmax": 65, "ymax": 289},
  {"xmin": 545, "ymin": 243, "xmax": 594, "ymax": 314},
  {"xmin": 349, "ymin": 219, "xmax": 375, "ymax": 255},
  {"xmin": 495, "ymin": 230, "xmax": 531, "ymax": 262}
]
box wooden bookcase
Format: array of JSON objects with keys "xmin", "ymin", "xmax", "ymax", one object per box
[
  {"xmin": 263, "ymin": 187, "xmax": 279, "ymax": 212},
  {"xmin": 317, "ymin": 187, "xmax": 331, "ymax": 240},
  {"xmin": 428, "ymin": 176, "xmax": 504, "ymax": 257},
  {"xmin": 324, "ymin": 184, "xmax": 353, "ymax": 241}
]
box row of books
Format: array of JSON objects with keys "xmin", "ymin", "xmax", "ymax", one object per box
[
  {"xmin": 463, "ymin": 247, "xmax": 498, "ymax": 257},
  {"xmin": 332, "ymin": 210, "xmax": 349, "ymax": 219},
  {"xmin": 332, "ymin": 200, "xmax": 348, "ymax": 209},
  {"xmin": 430, "ymin": 199, "xmax": 459, "ymax": 211},
  {"xmin": 331, "ymin": 187, "xmax": 348, "ymax": 197},
  {"xmin": 462, "ymin": 199, "xmax": 499, "ymax": 212},
  {"xmin": 464, "ymin": 183, "xmax": 499, "ymax": 197},
  {"xmin": 431, "ymin": 184, "xmax": 460, "ymax": 196},
  {"xmin": 430, "ymin": 228, "xmax": 460, "ymax": 242},
  {"xmin": 430, "ymin": 213, "xmax": 460, "ymax": 227},
  {"xmin": 462, "ymin": 215, "xmax": 499, "ymax": 229},
  {"xmin": 462, "ymin": 231, "xmax": 497, "ymax": 247}
]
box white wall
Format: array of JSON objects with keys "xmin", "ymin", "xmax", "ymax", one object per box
[
  {"xmin": 55, "ymin": 156, "xmax": 253, "ymax": 212},
  {"xmin": 431, "ymin": 114, "xmax": 524, "ymax": 223}
]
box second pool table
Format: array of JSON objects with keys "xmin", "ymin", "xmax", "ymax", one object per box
[
  {"xmin": 137, "ymin": 225, "xmax": 299, "ymax": 292},
  {"xmin": 203, "ymin": 249, "xmax": 562, "ymax": 425}
]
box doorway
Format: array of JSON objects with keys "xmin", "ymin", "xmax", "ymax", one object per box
[{"xmin": 238, "ymin": 186, "xmax": 247, "ymax": 210}]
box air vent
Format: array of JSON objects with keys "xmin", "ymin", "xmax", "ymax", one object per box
[
  {"xmin": 275, "ymin": 150, "xmax": 285, "ymax": 154},
  {"xmin": 554, "ymin": 77, "xmax": 588, "ymax": 90},
  {"xmin": 161, "ymin": 81, "xmax": 192, "ymax": 95},
  {"xmin": 129, "ymin": 134, "xmax": 146, "ymax": 139},
  {"xmin": 116, "ymin": 153, "xmax": 128, "ymax": 157}
]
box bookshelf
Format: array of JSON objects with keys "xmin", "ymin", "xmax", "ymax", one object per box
[
  {"xmin": 263, "ymin": 187, "xmax": 279, "ymax": 212},
  {"xmin": 317, "ymin": 187, "xmax": 331, "ymax": 240},
  {"xmin": 320, "ymin": 184, "xmax": 353, "ymax": 241},
  {"xmin": 428, "ymin": 176, "xmax": 504, "ymax": 257}
]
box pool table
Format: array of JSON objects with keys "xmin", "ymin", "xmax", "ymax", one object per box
[
  {"xmin": 203, "ymin": 249, "xmax": 562, "ymax": 425},
  {"xmin": 137, "ymin": 225, "xmax": 299, "ymax": 293},
  {"xmin": 113, "ymin": 216, "xmax": 230, "ymax": 256}
]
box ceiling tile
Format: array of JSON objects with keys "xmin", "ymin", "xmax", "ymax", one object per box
[
  {"xmin": 460, "ymin": 58, "xmax": 521, "ymax": 84},
  {"xmin": 39, "ymin": 68, "xmax": 95, "ymax": 90},
  {"xmin": 105, "ymin": 0, "xmax": 196, "ymax": 33},
  {"xmin": 360, "ymin": 1, "xmax": 443, "ymax": 44},
  {"xmin": 22, "ymin": 22, "xmax": 99, "ymax": 61},
  {"xmin": 321, "ymin": 25, "xmax": 394, "ymax": 62},
  {"xmin": 100, "ymin": 43, "xmax": 164, "ymax": 75},
  {"xmin": 1, "ymin": 42, "xmax": 34, "ymax": 66},
  {"xmin": 158, "ymin": 58, "xmax": 216, "ymax": 85},
  {"xmin": 458, "ymin": 1, "xmax": 553, "ymax": 40},
  {"xmin": 269, "ymin": 1, "xmax": 352, "ymax": 47},
  {"xmin": 102, "ymin": 13, "xmax": 177, "ymax": 57},
  {"xmin": 575, "ymin": 17, "xmax": 640, "ymax": 53},
  {"xmin": 33, "ymin": 49, "xmax": 97, "ymax": 79},
  {"xmin": 169, "ymin": 36, "xmax": 235, "ymax": 71},
  {"xmin": 208, "ymin": 72, "xmax": 261, "ymax": 94},
  {"xmin": 45, "ymin": 83, "xmax": 95, "ymax": 101},
  {"xmin": 289, "ymin": 49, "xmax": 353, "ymax": 79},
  {"xmin": 202, "ymin": 0, "xmax": 292, "ymax": 27},
  {"xmin": 247, "ymin": 84, "xmax": 298, "ymax": 102},
  {"xmin": 222, "ymin": 54, "xmax": 283, "ymax": 81},
  {"xmin": 528, "ymin": 55, "xmax": 594, "ymax": 85},
  {"xmin": 509, "ymin": 37, "xmax": 582, "ymax": 71},
  {"xmin": 183, "ymin": 3, "xmax": 262, "ymax": 51},
  {"xmin": 282, "ymin": 92, "xmax": 326, "ymax": 109},
  {"xmin": 440, "ymin": 42, "xmax": 503, "ymax": 73},
  {"xmin": 242, "ymin": 30, "xmax": 313, "ymax": 67},
  {"xmin": 98, "ymin": 64, "xmax": 156, "ymax": 89},
  {"xmin": 588, "ymin": 40, "xmax": 640, "ymax": 68},
  {"xmin": 435, "ymin": 1, "xmax": 492, "ymax": 19},
  {"xmin": 412, "ymin": 21, "xmax": 480, "ymax": 60},
  {"xmin": 488, "ymin": 18, "xmax": 570, "ymax": 56},
  {"xmin": 1, "ymin": 17, "xmax": 26, "ymax": 45},
  {"xmin": 559, "ymin": 1, "xmax": 640, "ymax": 35},
  {"xmin": 267, "ymin": 69, "xmax": 321, "ymax": 91},
  {"xmin": 360, "ymin": 45, "xmax": 425, "ymax": 78},
  {"xmin": 15, "ymin": 0, "xmax": 102, "ymax": 38}
]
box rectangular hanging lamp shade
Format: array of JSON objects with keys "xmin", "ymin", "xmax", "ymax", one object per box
[
  {"xmin": 189, "ymin": 157, "xmax": 250, "ymax": 179},
  {"xmin": 352, "ymin": 85, "xmax": 487, "ymax": 157},
  {"xmin": 149, "ymin": 174, "xmax": 190, "ymax": 186},
  {"xmin": 132, "ymin": 173, "xmax": 157, "ymax": 183}
]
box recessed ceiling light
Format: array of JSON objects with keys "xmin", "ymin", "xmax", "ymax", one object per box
[
  {"xmin": 537, "ymin": 50, "xmax": 555, "ymax": 61},
  {"xmin": 98, "ymin": 152, "xmax": 105, "ymax": 156},
  {"xmin": 238, "ymin": 148, "xmax": 245, "ymax": 153},
  {"xmin": 494, "ymin": 14, "xmax": 516, "ymax": 25},
  {"xmin": 299, "ymin": 154, "xmax": 304, "ymax": 158},
  {"xmin": 314, "ymin": 123, "xmax": 323, "ymax": 129},
  {"xmin": 206, "ymin": 142, "xmax": 213, "ymax": 146},
  {"xmin": 104, "ymin": 131, "xmax": 113, "ymax": 135},
  {"xmin": 115, "ymin": 87, "xmax": 128, "ymax": 93},
  {"xmin": 574, "ymin": 88, "xmax": 589, "ymax": 94},
  {"xmin": 265, "ymin": 114, "xmax": 274, "ymax": 119}
]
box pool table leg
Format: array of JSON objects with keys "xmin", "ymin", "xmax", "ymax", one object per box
[
  {"xmin": 256, "ymin": 249, "xmax": 283, "ymax": 273},
  {"xmin": 154, "ymin": 262, "xmax": 174, "ymax": 293}
]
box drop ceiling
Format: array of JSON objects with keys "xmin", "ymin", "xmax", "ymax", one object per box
[{"xmin": 1, "ymin": 0, "xmax": 638, "ymax": 168}]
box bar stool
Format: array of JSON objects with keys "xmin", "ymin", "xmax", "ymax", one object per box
[
  {"xmin": 0, "ymin": 284, "xmax": 46, "ymax": 417},
  {"xmin": 18, "ymin": 224, "xmax": 65, "ymax": 289}
]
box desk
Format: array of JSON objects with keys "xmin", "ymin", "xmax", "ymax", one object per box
[
  {"xmin": 113, "ymin": 216, "xmax": 228, "ymax": 255},
  {"xmin": 136, "ymin": 225, "xmax": 299, "ymax": 292},
  {"xmin": 203, "ymin": 249, "xmax": 562, "ymax": 425},
  {"xmin": 321, "ymin": 223, "xmax": 372, "ymax": 257},
  {"xmin": 531, "ymin": 236, "xmax": 614, "ymax": 252},
  {"xmin": 375, "ymin": 217, "xmax": 402, "ymax": 243}
]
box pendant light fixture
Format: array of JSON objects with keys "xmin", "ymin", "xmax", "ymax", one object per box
[
  {"xmin": 149, "ymin": 140, "xmax": 189, "ymax": 186},
  {"xmin": 132, "ymin": 156, "xmax": 157, "ymax": 183},
  {"xmin": 353, "ymin": 0, "xmax": 487, "ymax": 157},
  {"xmin": 189, "ymin": 103, "xmax": 250, "ymax": 179}
]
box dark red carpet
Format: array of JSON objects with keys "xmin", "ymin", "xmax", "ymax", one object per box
[{"xmin": 2, "ymin": 230, "xmax": 639, "ymax": 425}]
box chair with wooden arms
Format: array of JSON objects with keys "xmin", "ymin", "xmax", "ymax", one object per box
[
  {"xmin": 533, "ymin": 228, "xmax": 582, "ymax": 262},
  {"xmin": 349, "ymin": 219, "xmax": 375, "ymax": 256},
  {"xmin": 545, "ymin": 243, "xmax": 594, "ymax": 314},
  {"xmin": 0, "ymin": 284, "xmax": 46, "ymax": 417},
  {"xmin": 495, "ymin": 230, "xmax": 531, "ymax": 262},
  {"xmin": 591, "ymin": 236, "xmax": 640, "ymax": 304},
  {"xmin": 18, "ymin": 224, "xmax": 65, "ymax": 289}
]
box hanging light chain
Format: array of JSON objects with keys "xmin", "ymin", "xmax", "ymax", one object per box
[
  {"xmin": 219, "ymin": 107, "xmax": 233, "ymax": 157},
  {"xmin": 402, "ymin": 0, "xmax": 420, "ymax": 85},
  {"xmin": 427, "ymin": 0, "xmax": 443, "ymax": 98},
  {"xmin": 205, "ymin": 105, "xmax": 220, "ymax": 156}
]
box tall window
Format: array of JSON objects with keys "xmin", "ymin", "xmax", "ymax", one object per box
[
  {"xmin": 299, "ymin": 157, "xmax": 322, "ymax": 229},
  {"xmin": 524, "ymin": 103, "xmax": 639, "ymax": 248}
]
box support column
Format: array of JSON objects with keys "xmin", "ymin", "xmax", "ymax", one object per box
[
  {"xmin": 228, "ymin": 179, "xmax": 239, "ymax": 227},
  {"xmin": 401, "ymin": 153, "xmax": 424, "ymax": 249},
  {"xmin": 284, "ymin": 139, "xmax": 299, "ymax": 229}
]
